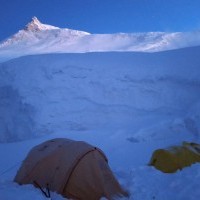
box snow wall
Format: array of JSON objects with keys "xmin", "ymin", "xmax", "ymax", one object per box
[{"xmin": 0, "ymin": 47, "xmax": 200, "ymax": 142}]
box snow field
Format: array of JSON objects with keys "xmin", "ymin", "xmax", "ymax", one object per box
[{"xmin": 1, "ymin": 47, "xmax": 200, "ymax": 199}]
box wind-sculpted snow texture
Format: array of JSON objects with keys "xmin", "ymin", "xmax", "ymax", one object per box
[{"xmin": 0, "ymin": 47, "xmax": 200, "ymax": 142}]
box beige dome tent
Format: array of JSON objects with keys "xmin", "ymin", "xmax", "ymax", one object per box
[
  {"xmin": 149, "ymin": 142, "xmax": 200, "ymax": 173},
  {"xmin": 14, "ymin": 138, "xmax": 128, "ymax": 199}
]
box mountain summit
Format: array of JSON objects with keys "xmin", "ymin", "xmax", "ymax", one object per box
[
  {"xmin": 25, "ymin": 17, "xmax": 59, "ymax": 31},
  {"xmin": 1, "ymin": 17, "xmax": 200, "ymax": 62}
]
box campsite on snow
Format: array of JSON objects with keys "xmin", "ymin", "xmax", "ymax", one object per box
[{"xmin": 1, "ymin": 16, "xmax": 200, "ymax": 200}]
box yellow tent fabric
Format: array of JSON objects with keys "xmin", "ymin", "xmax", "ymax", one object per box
[
  {"xmin": 149, "ymin": 142, "xmax": 200, "ymax": 173},
  {"xmin": 14, "ymin": 138, "xmax": 128, "ymax": 200}
]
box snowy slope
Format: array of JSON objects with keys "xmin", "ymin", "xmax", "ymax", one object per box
[
  {"xmin": 1, "ymin": 47, "xmax": 200, "ymax": 143},
  {"xmin": 1, "ymin": 17, "xmax": 200, "ymax": 62},
  {"xmin": 1, "ymin": 46, "xmax": 200, "ymax": 199}
]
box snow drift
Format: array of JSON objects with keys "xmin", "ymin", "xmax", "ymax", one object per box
[{"xmin": 0, "ymin": 46, "xmax": 200, "ymax": 142}]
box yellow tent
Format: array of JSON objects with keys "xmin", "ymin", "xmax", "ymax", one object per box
[
  {"xmin": 14, "ymin": 138, "xmax": 128, "ymax": 200},
  {"xmin": 149, "ymin": 142, "xmax": 200, "ymax": 173}
]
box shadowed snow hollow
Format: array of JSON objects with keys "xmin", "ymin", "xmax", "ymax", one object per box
[
  {"xmin": 0, "ymin": 86, "xmax": 36, "ymax": 142},
  {"xmin": 1, "ymin": 47, "xmax": 200, "ymax": 142}
]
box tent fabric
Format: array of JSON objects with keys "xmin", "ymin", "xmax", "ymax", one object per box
[
  {"xmin": 14, "ymin": 138, "xmax": 127, "ymax": 199},
  {"xmin": 149, "ymin": 142, "xmax": 200, "ymax": 173}
]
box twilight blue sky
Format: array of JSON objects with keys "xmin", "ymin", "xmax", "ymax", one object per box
[{"xmin": 0, "ymin": 0, "xmax": 200, "ymax": 41}]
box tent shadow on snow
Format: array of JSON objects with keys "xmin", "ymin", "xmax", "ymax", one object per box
[
  {"xmin": 149, "ymin": 141, "xmax": 200, "ymax": 173},
  {"xmin": 14, "ymin": 138, "xmax": 128, "ymax": 200}
]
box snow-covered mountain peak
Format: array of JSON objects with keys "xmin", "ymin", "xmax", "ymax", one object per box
[
  {"xmin": 25, "ymin": 16, "xmax": 59, "ymax": 31},
  {"xmin": 1, "ymin": 17, "xmax": 200, "ymax": 62},
  {"xmin": 0, "ymin": 17, "xmax": 90, "ymax": 54}
]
